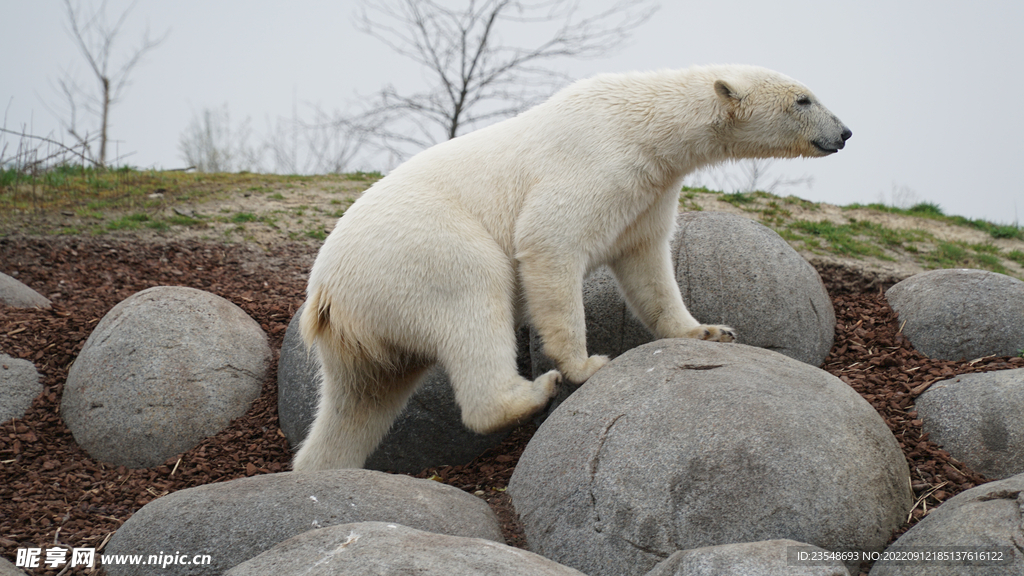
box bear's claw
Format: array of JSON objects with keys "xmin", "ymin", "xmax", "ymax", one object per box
[{"xmin": 688, "ymin": 325, "xmax": 736, "ymax": 343}]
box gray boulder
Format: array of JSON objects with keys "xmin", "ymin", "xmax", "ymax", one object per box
[
  {"xmin": 0, "ymin": 272, "xmax": 51, "ymax": 309},
  {"xmin": 0, "ymin": 353, "xmax": 42, "ymax": 423},
  {"xmin": 531, "ymin": 212, "xmax": 835, "ymax": 393},
  {"xmin": 510, "ymin": 339, "xmax": 912, "ymax": 576},
  {"xmin": 279, "ymin": 302, "xmax": 509, "ymax": 473},
  {"xmin": 226, "ymin": 521, "xmax": 585, "ymax": 576},
  {"xmin": 915, "ymin": 368, "xmax": 1024, "ymax": 479},
  {"xmin": 62, "ymin": 286, "xmax": 270, "ymax": 468},
  {"xmin": 363, "ymin": 367, "xmax": 511, "ymax": 472},
  {"xmin": 868, "ymin": 472, "xmax": 1024, "ymax": 576},
  {"xmin": 105, "ymin": 469, "xmax": 502, "ymax": 576},
  {"xmin": 646, "ymin": 540, "xmax": 850, "ymax": 576},
  {"xmin": 885, "ymin": 269, "xmax": 1024, "ymax": 360},
  {"xmin": 0, "ymin": 556, "xmax": 28, "ymax": 576},
  {"xmin": 670, "ymin": 212, "xmax": 835, "ymax": 365},
  {"xmin": 277, "ymin": 303, "xmax": 320, "ymax": 445}
]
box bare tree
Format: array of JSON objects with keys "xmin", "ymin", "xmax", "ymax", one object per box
[
  {"xmin": 736, "ymin": 159, "xmax": 815, "ymax": 194},
  {"xmin": 882, "ymin": 183, "xmax": 921, "ymax": 209},
  {"xmin": 686, "ymin": 159, "xmax": 814, "ymax": 195},
  {"xmin": 54, "ymin": 0, "xmax": 167, "ymax": 167},
  {"xmin": 350, "ymin": 0, "xmax": 658, "ymax": 158},
  {"xmin": 260, "ymin": 109, "xmax": 371, "ymax": 175},
  {"xmin": 2, "ymin": 99, "xmax": 98, "ymax": 172},
  {"xmin": 177, "ymin": 103, "xmax": 369, "ymax": 175},
  {"xmin": 297, "ymin": 107, "xmax": 373, "ymax": 174},
  {"xmin": 178, "ymin": 104, "xmax": 264, "ymax": 173}
]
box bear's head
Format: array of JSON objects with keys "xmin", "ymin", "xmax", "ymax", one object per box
[{"xmin": 712, "ymin": 67, "xmax": 852, "ymax": 160}]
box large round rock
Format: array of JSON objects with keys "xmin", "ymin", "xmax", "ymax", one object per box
[
  {"xmin": 671, "ymin": 212, "xmax": 835, "ymax": 365},
  {"xmin": 276, "ymin": 302, "xmax": 321, "ymax": 446},
  {"xmin": 531, "ymin": 212, "xmax": 835, "ymax": 385},
  {"xmin": 869, "ymin": 472, "xmax": 1024, "ymax": 576},
  {"xmin": 1, "ymin": 353, "xmax": 42, "ymax": 423},
  {"xmin": 647, "ymin": 539, "xmax": 850, "ymax": 576},
  {"xmin": 509, "ymin": 339, "xmax": 912, "ymax": 576},
  {"xmin": 0, "ymin": 271, "xmax": 51, "ymax": 309},
  {"xmin": 279, "ymin": 302, "xmax": 510, "ymax": 473},
  {"xmin": 62, "ymin": 286, "xmax": 270, "ymax": 468},
  {"xmin": 915, "ymin": 368, "xmax": 1024, "ymax": 479},
  {"xmin": 885, "ymin": 269, "xmax": 1024, "ymax": 361},
  {"xmin": 227, "ymin": 522, "xmax": 586, "ymax": 576},
  {"xmin": 105, "ymin": 470, "xmax": 503, "ymax": 576}
]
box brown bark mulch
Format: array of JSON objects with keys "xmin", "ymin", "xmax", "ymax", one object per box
[{"xmin": 2, "ymin": 236, "xmax": 1022, "ymax": 574}]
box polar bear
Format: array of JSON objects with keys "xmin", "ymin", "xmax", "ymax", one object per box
[{"xmin": 293, "ymin": 65, "xmax": 851, "ymax": 470}]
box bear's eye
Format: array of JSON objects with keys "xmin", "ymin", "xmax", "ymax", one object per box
[{"xmin": 795, "ymin": 96, "xmax": 812, "ymax": 107}]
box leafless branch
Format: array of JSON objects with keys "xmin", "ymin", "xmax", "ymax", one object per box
[
  {"xmin": 55, "ymin": 0, "xmax": 168, "ymax": 167},
  {"xmin": 685, "ymin": 159, "xmax": 815, "ymax": 195},
  {"xmin": 350, "ymin": 0, "xmax": 658, "ymax": 161}
]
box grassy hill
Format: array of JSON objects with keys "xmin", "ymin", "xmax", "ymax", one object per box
[{"xmin": 2, "ymin": 167, "xmax": 1022, "ymax": 281}]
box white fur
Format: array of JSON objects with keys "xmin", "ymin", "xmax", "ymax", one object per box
[{"xmin": 293, "ymin": 65, "xmax": 850, "ymax": 470}]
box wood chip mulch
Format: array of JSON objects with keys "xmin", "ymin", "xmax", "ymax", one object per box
[{"xmin": 2, "ymin": 236, "xmax": 1022, "ymax": 575}]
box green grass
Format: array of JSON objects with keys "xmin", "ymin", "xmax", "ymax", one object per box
[
  {"xmin": 781, "ymin": 195, "xmax": 819, "ymax": 211},
  {"xmin": 785, "ymin": 220, "xmax": 893, "ymax": 260},
  {"xmin": 721, "ymin": 192, "xmax": 756, "ymax": 205},
  {"xmin": 843, "ymin": 201, "xmax": 1022, "ymax": 241},
  {"xmin": 956, "ymin": 218, "xmax": 1022, "ymax": 240},
  {"xmin": 844, "ymin": 201, "xmax": 943, "ymax": 217},
  {"xmin": 105, "ymin": 213, "xmax": 153, "ymax": 231},
  {"xmin": 4, "ymin": 167, "xmax": 1021, "ymax": 278},
  {"xmin": 906, "ymin": 202, "xmax": 944, "ymax": 217},
  {"xmin": 166, "ymin": 214, "xmax": 204, "ymax": 226},
  {"xmin": 671, "ymin": 186, "xmax": 1024, "ymax": 278},
  {"xmin": 345, "ymin": 171, "xmax": 383, "ymax": 181},
  {"xmin": 969, "ymin": 242, "xmax": 1001, "ymax": 254},
  {"xmin": 0, "ymin": 166, "xmax": 366, "ymax": 216},
  {"xmin": 924, "ymin": 241, "xmax": 1009, "ymax": 274}
]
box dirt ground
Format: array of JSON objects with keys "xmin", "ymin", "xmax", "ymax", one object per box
[
  {"xmin": 14, "ymin": 177, "xmax": 1021, "ymax": 282},
  {"xmin": 2, "ymin": 182, "xmax": 1024, "ymax": 575}
]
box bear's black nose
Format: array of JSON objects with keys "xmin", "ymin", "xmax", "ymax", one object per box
[{"xmin": 841, "ymin": 126, "xmax": 853, "ymax": 142}]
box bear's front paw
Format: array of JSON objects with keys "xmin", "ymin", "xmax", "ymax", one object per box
[
  {"xmin": 563, "ymin": 354, "xmax": 610, "ymax": 384},
  {"xmin": 687, "ymin": 324, "xmax": 736, "ymax": 343}
]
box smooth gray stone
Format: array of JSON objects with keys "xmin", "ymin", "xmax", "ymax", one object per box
[
  {"xmin": 868, "ymin": 473, "xmax": 1024, "ymax": 576},
  {"xmin": 105, "ymin": 469, "xmax": 503, "ymax": 576},
  {"xmin": 916, "ymin": 367, "xmax": 1024, "ymax": 479},
  {"xmin": 511, "ymin": 339, "xmax": 912, "ymax": 576},
  {"xmin": 0, "ymin": 353, "xmax": 42, "ymax": 423},
  {"xmin": 62, "ymin": 286, "xmax": 270, "ymax": 467},
  {"xmin": 886, "ymin": 268, "xmax": 1024, "ymax": 361},
  {"xmin": 227, "ymin": 522, "xmax": 585, "ymax": 576}
]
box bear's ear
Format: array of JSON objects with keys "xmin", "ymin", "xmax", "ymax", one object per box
[{"xmin": 714, "ymin": 79, "xmax": 742, "ymax": 104}]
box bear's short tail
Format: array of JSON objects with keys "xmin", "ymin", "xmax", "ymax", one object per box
[
  {"xmin": 300, "ymin": 285, "xmax": 334, "ymax": 348},
  {"xmin": 301, "ymin": 285, "xmax": 392, "ymax": 369}
]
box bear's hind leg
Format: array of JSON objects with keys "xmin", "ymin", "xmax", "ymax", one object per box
[
  {"xmin": 446, "ymin": 351, "xmax": 561, "ymax": 435},
  {"xmin": 292, "ymin": 351, "xmax": 427, "ymax": 471},
  {"xmin": 436, "ymin": 303, "xmax": 560, "ymax": 435}
]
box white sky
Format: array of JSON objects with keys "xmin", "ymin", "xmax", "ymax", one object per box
[{"xmin": 2, "ymin": 1, "xmax": 1023, "ymax": 225}]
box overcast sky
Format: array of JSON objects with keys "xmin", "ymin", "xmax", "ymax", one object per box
[{"xmin": 2, "ymin": 1, "xmax": 1022, "ymax": 225}]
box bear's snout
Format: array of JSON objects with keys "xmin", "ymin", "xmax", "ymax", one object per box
[{"xmin": 813, "ymin": 123, "xmax": 852, "ymax": 155}]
